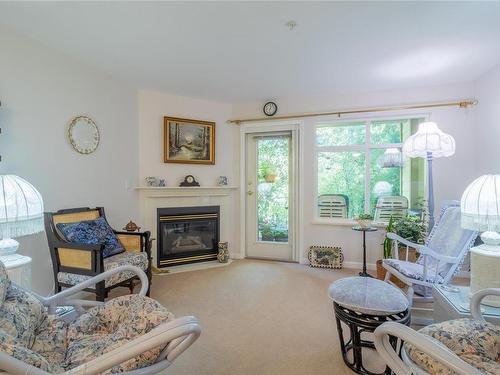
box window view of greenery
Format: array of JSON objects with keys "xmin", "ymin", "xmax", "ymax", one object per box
[
  {"xmin": 257, "ymin": 136, "xmax": 289, "ymax": 242},
  {"xmin": 316, "ymin": 119, "xmax": 422, "ymax": 219}
]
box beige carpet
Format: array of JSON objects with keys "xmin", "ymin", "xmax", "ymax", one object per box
[{"xmin": 145, "ymin": 259, "xmax": 386, "ymax": 375}]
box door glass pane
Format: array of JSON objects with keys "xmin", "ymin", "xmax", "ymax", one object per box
[
  {"xmin": 316, "ymin": 122, "xmax": 366, "ymax": 146},
  {"xmin": 370, "ymin": 148, "xmax": 402, "ymax": 215},
  {"xmin": 317, "ymin": 151, "xmax": 365, "ymax": 218},
  {"xmin": 257, "ymin": 136, "xmax": 289, "ymax": 243}
]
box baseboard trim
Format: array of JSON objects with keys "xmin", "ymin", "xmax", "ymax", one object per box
[{"xmin": 230, "ymin": 253, "xmax": 244, "ymax": 260}]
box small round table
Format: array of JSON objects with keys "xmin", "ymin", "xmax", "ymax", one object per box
[
  {"xmin": 329, "ymin": 277, "xmax": 410, "ymax": 375},
  {"xmin": 352, "ymin": 226, "xmax": 377, "ymax": 277}
]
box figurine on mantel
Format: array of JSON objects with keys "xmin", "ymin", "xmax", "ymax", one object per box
[{"xmin": 123, "ymin": 220, "xmax": 141, "ymax": 232}]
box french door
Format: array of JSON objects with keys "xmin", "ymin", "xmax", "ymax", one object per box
[{"xmin": 245, "ymin": 131, "xmax": 296, "ymax": 261}]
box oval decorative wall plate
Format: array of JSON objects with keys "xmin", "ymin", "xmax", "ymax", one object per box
[{"xmin": 68, "ymin": 115, "xmax": 100, "ymax": 154}]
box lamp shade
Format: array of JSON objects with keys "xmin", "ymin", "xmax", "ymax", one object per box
[
  {"xmin": 461, "ymin": 174, "xmax": 500, "ymax": 232},
  {"xmin": 379, "ymin": 148, "xmax": 403, "ymax": 168},
  {"xmin": 0, "ymin": 175, "xmax": 44, "ymax": 239},
  {"xmin": 403, "ymin": 122, "xmax": 455, "ymax": 158}
]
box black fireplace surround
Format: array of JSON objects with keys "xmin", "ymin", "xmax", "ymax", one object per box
[{"xmin": 157, "ymin": 206, "xmax": 220, "ymax": 267}]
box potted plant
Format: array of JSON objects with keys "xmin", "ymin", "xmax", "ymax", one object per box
[
  {"xmin": 259, "ymin": 161, "xmax": 278, "ymax": 183},
  {"xmin": 355, "ymin": 213, "xmax": 374, "ymax": 229},
  {"xmin": 260, "ymin": 223, "xmax": 274, "ymax": 241},
  {"xmin": 376, "ymin": 215, "xmax": 426, "ymax": 284}
]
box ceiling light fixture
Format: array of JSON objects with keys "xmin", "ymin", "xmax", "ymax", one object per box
[{"xmin": 285, "ymin": 20, "xmax": 298, "ymax": 31}]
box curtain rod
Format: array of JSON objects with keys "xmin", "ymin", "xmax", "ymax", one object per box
[{"xmin": 227, "ymin": 99, "xmax": 478, "ymax": 125}]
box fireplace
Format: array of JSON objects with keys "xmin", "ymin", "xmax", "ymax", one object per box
[{"xmin": 157, "ymin": 206, "xmax": 220, "ymax": 267}]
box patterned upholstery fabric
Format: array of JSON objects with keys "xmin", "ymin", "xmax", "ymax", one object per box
[
  {"xmin": 0, "ymin": 261, "xmax": 10, "ymax": 306},
  {"xmin": 0, "ymin": 283, "xmax": 47, "ymax": 348},
  {"xmin": 57, "ymin": 217, "xmax": 124, "ymax": 258},
  {"xmin": 0, "ymin": 266, "xmax": 174, "ymax": 373},
  {"xmin": 406, "ymin": 318, "xmax": 500, "ymax": 375},
  {"xmin": 66, "ymin": 294, "xmax": 175, "ymax": 373},
  {"xmin": 58, "ymin": 251, "xmax": 148, "ymax": 288}
]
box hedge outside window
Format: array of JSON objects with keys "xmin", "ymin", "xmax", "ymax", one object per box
[{"xmin": 316, "ymin": 118, "xmax": 425, "ymax": 220}]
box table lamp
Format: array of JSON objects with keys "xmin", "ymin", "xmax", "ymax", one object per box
[
  {"xmin": 403, "ymin": 121, "xmax": 455, "ymax": 229},
  {"xmin": 0, "ymin": 175, "xmax": 44, "ymax": 256},
  {"xmin": 461, "ymin": 174, "xmax": 500, "ymax": 306}
]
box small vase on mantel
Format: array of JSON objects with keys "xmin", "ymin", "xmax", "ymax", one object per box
[{"xmin": 217, "ymin": 242, "xmax": 230, "ymax": 263}]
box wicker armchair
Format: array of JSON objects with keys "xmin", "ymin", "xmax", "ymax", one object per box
[{"xmin": 44, "ymin": 207, "xmax": 152, "ymax": 301}]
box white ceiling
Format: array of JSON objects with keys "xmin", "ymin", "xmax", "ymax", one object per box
[{"xmin": 1, "ymin": 2, "xmax": 500, "ymax": 102}]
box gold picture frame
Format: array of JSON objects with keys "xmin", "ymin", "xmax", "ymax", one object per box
[{"xmin": 164, "ymin": 116, "xmax": 215, "ymax": 164}]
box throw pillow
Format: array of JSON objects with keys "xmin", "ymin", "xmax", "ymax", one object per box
[{"xmin": 57, "ymin": 217, "xmax": 124, "ymax": 258}]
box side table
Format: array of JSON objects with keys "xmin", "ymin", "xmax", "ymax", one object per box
[
  {"xmin": 433, "ymin": 284, "xmax": 500, "ymax": 325},
  {"xmin": 0, "ymin": 253, "xmax": 32, "ymax": 289},
  {"xmin": 352, "ymin": 226, "xmax": 377, "ymax": 277}
]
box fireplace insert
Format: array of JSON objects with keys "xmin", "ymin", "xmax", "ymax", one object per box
[{"xmin": 157, "ymin": 206, "xmax": 220, "ymax": 267}]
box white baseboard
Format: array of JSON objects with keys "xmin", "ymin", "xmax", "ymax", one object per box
[{"xmin": 230, "ymin": 253, "xmax": 244, "ymax": 260}]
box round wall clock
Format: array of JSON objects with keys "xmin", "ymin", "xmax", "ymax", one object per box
[
  {"xmin": 263, "ymin": 101, "xmax": 278, "ymax": 117},
  {"xmin": 68, "ymin": 115, "xmax": 100, "ymax": 154}
]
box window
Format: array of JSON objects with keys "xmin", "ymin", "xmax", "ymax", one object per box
[{"xmin": 316, "ymin": 118, "xmax": 425, "ymax": 220}]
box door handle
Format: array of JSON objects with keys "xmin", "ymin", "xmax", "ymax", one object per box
[{"xmin": 247, "ymin": 190, "xmax": 254, "ymax": 196}]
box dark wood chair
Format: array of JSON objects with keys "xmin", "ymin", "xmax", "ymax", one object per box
[{"xmin": 44, "ymin": 207, "xmax": 152, "ymax": 301}]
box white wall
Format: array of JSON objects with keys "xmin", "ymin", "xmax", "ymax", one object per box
[
  {"xmin": 138, "ymin": 89, "xmax": 239, "ymax": 187},
  {"xmin": 233, "ymin": 83, "xmax": 478, "ymax": 266},
  {"xmin": 0, "ymin": 26, "xmax": 139, "ymax": 294},
  {"xmin": 138, "ymin": 89, "xmax": 240, "ymax": 256},
  {"xmin": 474, "ymin": 63, "xmax": 500, "ymax": 175}
]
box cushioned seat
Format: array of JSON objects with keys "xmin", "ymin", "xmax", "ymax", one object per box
[
  {"xmin": 384, "ymin": 259, "xmax": 444, "ymax": 284},
  {"xmin": 58, "ymin": 251, "xmax": 148, "ymax": 288},
  {"xmin": 0, "ymin": 262, "xmax": 174, "ymax": 374},
  {"xmin": 405, "ymin": 318, "xmax": 500, "ymax": 375}
]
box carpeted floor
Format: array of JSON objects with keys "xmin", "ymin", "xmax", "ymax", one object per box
[{"xmin": 146, "ymin": 259, "xmax": 386, "ymax": 375}]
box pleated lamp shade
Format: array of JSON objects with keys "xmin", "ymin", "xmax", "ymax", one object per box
[
  {"xmin": 403, "ymin": 122, "xmax": 456, "ymax": 158},
  {"xmin": 0, "ymin": 175, "xmax": 44, "ymax": 240},
  {"xmin": 461, "ymin": 174, "xmax": 500, "ymax": 235}
]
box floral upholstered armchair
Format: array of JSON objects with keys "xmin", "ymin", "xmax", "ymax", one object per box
[
  {"xmin": 374, "ymin": 288, "xmax": 500, "ymax": 375},
  {"xmin": 45, "ymin": 207, "xmax": 152, "ymax": 301},
  {"xmin": 0, "ymin": 261, "xmax": 201, "ymax": 374}
]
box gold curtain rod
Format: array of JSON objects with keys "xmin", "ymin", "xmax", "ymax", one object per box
[{"xmin": 227, "ymin": 99, "xmax": 478, "ymax": 125}]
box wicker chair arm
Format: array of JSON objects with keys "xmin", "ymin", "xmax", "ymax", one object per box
[
  {"xmin": 374, "ymin": 322, "xmax": 482, "ymax": 375},
  {"xmin": 40, "ymin": 266, "xmax": 149, "ymax": 311},
  {"xmin": 65, "ymin": 316, "xmax": 201, "ymax": 375},
  {"xmin": 470, "ymin": 288, "xmax": 500, "ymax": 321}
]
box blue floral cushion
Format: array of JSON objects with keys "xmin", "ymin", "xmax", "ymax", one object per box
[{"xmin": 57, "ymin": 217, "xmax": 124, "ymax": 258}]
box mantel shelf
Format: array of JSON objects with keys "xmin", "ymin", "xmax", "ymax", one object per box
[{"xmin": 135, "ymin": 186, "xmax": 238, "ymax": 190}]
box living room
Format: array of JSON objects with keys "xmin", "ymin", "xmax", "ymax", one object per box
[{"xmin": 0, "ymin": 2, "xmax": 499, "ymax": 375}]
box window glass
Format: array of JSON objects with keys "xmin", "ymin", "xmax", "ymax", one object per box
[
  {"xmin": 317, "ymin": 151, "xmax": 365, "ymax": 218},
  {"xmin": 370, "ymin": 120, "xmax": 405, "ymax": 144},
  {"xmin": 370, "ymin": 148, "xmax": 402, "ymax": 215},
  {"xmin": 316, "ymin": 122, "xmax": 365, "ymax": 146}
]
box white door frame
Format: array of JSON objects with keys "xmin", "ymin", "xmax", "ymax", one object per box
[{"xmin": 239, "ymin": 120, "xmax": 304, "ymax": 262}]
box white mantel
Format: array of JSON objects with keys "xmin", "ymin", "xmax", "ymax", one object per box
[{"xmin": 137, "ymin": 186, "xmax": 241, "ymax": 266}]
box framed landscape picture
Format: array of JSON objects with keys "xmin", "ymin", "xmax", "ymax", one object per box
[{"xmin": 164, "ymin": 116, "xmax": 215, "ymax": 164}]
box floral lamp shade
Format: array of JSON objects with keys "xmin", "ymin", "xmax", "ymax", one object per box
[
  {"xmin": 461, "ymin": 174, "xmax": 500, "ymax": 235},
  {"xmin": 0, "ymin": 175, "xmax": 44, "ymax": 255},
  {"xmin": 403, "ymin": 122, "xmax": 456, "ymax": 158}
]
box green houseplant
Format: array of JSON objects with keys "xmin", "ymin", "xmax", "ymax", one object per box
[
  {"xmin": 376, "ymin": 215, "xmax": 426, "ymax": 282},
  {"xmin": 355, "ymin": 213, "xmax": 374, "ymax": 229}
]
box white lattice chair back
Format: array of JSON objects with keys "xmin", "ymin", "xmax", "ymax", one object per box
[
  {"xmin": 374, "ymin": 196, "xmax": 408, "ymax": 222},
  {"xmin": 318, "ymin": 194, "xmax": 348, "ymax": 218},
  {"xmin": 418, "ymin": 201, "xmax": 477, "ymax": 278}
]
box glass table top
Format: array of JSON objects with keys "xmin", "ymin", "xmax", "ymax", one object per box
[{"xmin": 436, "ymin": 285, "xmax": 500, "ymax": 317}]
